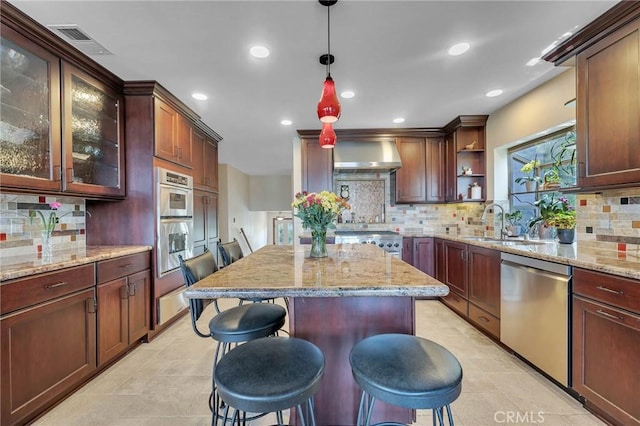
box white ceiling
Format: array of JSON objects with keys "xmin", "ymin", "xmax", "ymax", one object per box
[{"xmin": 11, "ymin": 0, "xmax": 616, "ymax": 176}]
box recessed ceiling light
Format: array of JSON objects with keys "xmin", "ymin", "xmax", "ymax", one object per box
[
  {"xmin": 281, "ymin": 119, "xmax": 292, "ymax": 126},
  {"xmin": 393, "ymin": 118, "xmax": 405, "ymax": 124},
  {"xmin": 341, "ymin": 91, "xmax": 355, "ymax": 99},
  {"xmin": 526, "ymin": 57, "xmax": 541, "ymax": 67},
  {"xmin": 192, "ymin": 93, "xmax": 208, "ymax": 101},
  {"xmin": 249, "ymin": 45, "xmax": 270, "ymax": 59},
  {"xmin": 448, "ymin": 42, "xmax": 470, "ymax": 56},
  {"xmin": 486, "ymin": 89, "xmax": 503, "ymax": 98}
]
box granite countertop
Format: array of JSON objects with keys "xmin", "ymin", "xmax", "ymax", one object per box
[
  {"xmin": 0, "ymin": 245, "xmax": 153, "ymax": 282},
  {"xmin": 414, "ymin": 234, "xmax": 640, "ymax": 281},
  {"xmin": 185, "ymin": 244, "xmax": 449, "ymax": 299}
]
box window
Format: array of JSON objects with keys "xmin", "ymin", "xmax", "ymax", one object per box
[{"xmin": 508, "ymin": 127, "xmax": 576, "ymax": 231}]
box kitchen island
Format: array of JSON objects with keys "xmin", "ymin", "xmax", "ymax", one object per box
[{"xmin": 184, "ymin": 244, "xmax": 449, "ymax": 426}]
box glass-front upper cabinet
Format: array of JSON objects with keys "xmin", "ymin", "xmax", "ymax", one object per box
[
  {"xmin": 62, "ymin": 62, "xmax": 124, "ymax": 197},
  {"xmin": 0, "ymin": 26, "xmax": 62, "ymax": 191}
]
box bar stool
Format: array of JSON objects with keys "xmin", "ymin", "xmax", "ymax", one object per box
[
  {"xmin": 349, "ymin": 333, "xmax": 463, "ymax": 426},
  {"xmin": 178, "ymin": 249, "xmax": 287, "ymax": 420},
  {"xmin": 214, "ymin": 336, "xmax": 325, "ymax": 426}
]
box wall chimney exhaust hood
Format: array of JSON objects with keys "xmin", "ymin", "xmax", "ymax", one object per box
[{"xmin": 333, "ymin": 140, "xmax": 402, "ymax": 172}]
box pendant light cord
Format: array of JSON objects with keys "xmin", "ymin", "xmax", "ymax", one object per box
[{"xmin": 326, "ymin": 3, "xmax": 331, "ymax": 77}]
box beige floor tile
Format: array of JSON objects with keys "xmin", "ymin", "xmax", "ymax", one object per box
[{"xmin": 33, "ymin": 299, "xmax": 605, "ymax": 426}]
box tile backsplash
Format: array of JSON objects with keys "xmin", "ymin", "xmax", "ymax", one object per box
[{"xmin": 0, "ymin": 193, "xmax": 86, "ymax": 258}]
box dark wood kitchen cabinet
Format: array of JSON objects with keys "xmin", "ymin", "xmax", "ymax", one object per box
[
  {"xmin": 395, "ymin": 137, "xmax": 444, "ymax": 203},
  {"xmin": 1, "ymin": 4, "xmax": 125, "ymax": 198},
  {"xmin": 572, "ymin": 268, "xmax": 640, "ymax": 426},
  {"xmin": 543, "ymin": 3, "xmax": 640, "ymax": 190},
  {"xmin": 402, "ymin": 237, "xmax": 414, "ymax": 264},
  {"xmin": 575, "ymin": 16, "xmax": 640, "ymax": 189},
  {"xmin": 412, "ymin": 237, "xmax": 435, "ymax": 277},
  {"xmin": 154, "ymin": 97, "xmax": 194, "ymax": 169},
  {"xmin": 439, "ymin": 240, "xmax": 501, "ymax": 339},
  {"xmin": 193, "ymin": 128, "xmax": 219, "ymax": 192},
  {"xmin": 1, "ymin": 265, "xmax": 97, "ymax": 426},
  {"xmin": 96, "ymin": 252, "xmax": 151, "ymax": 366},
  {"xmin": 193, "ymin": 189, "xmax": 219, "ymax": 257},
  {"xmin": 443, "ymin": 116, "xmax": 487, "ymax": 202},
  {"xmin": 301, "ymin": 137, "xmax": 333, "ymax": 193},
  {"xmin": 466, "ymin": 245, "xmax": 501, "ymax": 338}
]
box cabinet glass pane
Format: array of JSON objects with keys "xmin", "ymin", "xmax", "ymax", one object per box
[
  {"xmin": 70, "ymin": 75, "xmax": 119, "ymax": 187},
  {"xmin": 0, "ymin": 36, "xmax": 51, "ymax": 179}
]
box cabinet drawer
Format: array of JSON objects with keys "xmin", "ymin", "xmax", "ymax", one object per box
[
  {"xmin": 97, "ymin": 252, "xmax": 150, "ymax": 284},
  {"xmin": 441, "ymin": 290, "xmax": 468, "ymax": 317},
  {"xmin": 574, "ymin": 268, "xmax": 640, "ymax": 314},
  {"xmin": 1, "ymin": 264, "xmax": 95, "ymax": 315},
  {"xmin": 468, "ymin": 303, "xmax": 500, "ymax": 339}
]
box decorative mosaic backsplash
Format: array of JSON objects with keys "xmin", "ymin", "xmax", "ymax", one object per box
[
  {"xmin": 576, "ymin": 188, "xmax": 640, "ymax": 254},
  {"xmin": 0, "ymin": 193, "xmax": 86, "ymax": 258},
  {"xmin": 334, "ymin": 178, "xmax": 385, "ymax": 224}
]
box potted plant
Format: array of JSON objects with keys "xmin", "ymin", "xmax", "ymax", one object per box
[
  {"xmin": 528, "ymin": 195, "xmax": 574, "ymax": 241},
  {"xmin": 514, "ymin": 159, "xmax": 541, "ymax": 192},
  {"xmin": 545, "ymin": 204, "xmax": 576, "ymax": 244},
  {"xmin": 541, "ymin": 168, "xmax": 561, "ymax": 190},
  {"xmin": 504, "ymin": 210, "xmax": 523, "ymax": 237}
]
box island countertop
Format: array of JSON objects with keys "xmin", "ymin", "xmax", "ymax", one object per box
[{"xmin": 184, "ymin": 244, "xmax": 449, "ymax": 299}]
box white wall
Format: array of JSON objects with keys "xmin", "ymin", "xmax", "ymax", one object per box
[
  {"xmin": 486, "ymin": 68, "xmax": 576, "ymax": 200},
  {"xmin": 249, "ymin": 175, "xmax": 292, "ymax": 211}
]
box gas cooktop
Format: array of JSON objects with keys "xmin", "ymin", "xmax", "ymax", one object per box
[{"xmin": 334, "ymin": 231, "xmax": 400, "ymax": 236}]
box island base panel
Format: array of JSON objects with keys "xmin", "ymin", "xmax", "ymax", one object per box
[{"xmin": 290, "ymin": 296, "xmax": 415, "ymax": 426}]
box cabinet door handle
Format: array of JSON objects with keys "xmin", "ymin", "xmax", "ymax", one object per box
[
  {"xmin": 53, "ymin": 165, "xmax": 62, "ymax": 182},
  {"xmin": 478, "ymin": 315, "xmax": 490, "ymax": 323},
  {"xmin": 119, "ymin": 263, "xmax": 134, "ymax": 269},
  {"xmin": 130, "ymin": 283, "xmax": 137, "ymax": 296},
  {"xmin": 177, "ymin": 146, "xmax": 183, "ymax": 159},
  {"xmin": 121, "ymin": 284, "xmax": 129, "ymax": 299},
  {"xmin": 66, "ymin": 168, "xmax": 74, "ymax": 184},
  {"xmin": 45, "ymin": 281, "xmax": 68, "ymax": 289},
  {"xmin": 596, "ymin": 285, "xmax": 624, "ymax": 295},
  {"xmin": 595, "ymin": 309, "xmax": 623, "ymax": 321},
  {"xmin": 578, "ymin": 161, "xmax": 585, "ymax": 179}
]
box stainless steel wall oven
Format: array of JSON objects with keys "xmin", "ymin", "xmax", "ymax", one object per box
[{"xmin": 156, "ymin": 167, "xmax": 193, "ymax": 277}]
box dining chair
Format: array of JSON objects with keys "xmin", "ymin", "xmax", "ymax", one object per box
[{"xmin": 178, "ymin": 248, "xmax": 287, "ymax": 420}]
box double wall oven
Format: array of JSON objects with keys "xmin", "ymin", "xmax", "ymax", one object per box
[{"xmin": 156, "ymin": 167, "xmax": 194, "ymax": 277}]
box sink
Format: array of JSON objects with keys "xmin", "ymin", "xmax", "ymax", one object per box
[{"xmin": 460, "ymin": 236, "xmax": 547, "ymax": 246}]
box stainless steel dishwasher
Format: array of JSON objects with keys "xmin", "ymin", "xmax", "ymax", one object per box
[{"xmin": 500, "ymin": 253, "xmax": 572, "ymax": 386}]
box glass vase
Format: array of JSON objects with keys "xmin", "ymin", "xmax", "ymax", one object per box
[
  {"xmin": 41, "ymin": 230, "xmax": 53, "ymax": 261},
  {"xmin": 309, "ymin": 229, "xmax": 328, "ymax": 258}
]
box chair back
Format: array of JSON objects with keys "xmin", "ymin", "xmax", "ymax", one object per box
[
  {"xmin": 178, "ymin": 248, "xmax": 219, "ymax": 337},
  {"xmin": 218, "ymin": 238, "xmax": 244, "ymax": 267}
]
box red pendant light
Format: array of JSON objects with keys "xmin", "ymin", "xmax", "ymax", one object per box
[
  {"xmin": 319, "ymin": 122, "xmax": 336, "ymax": 149},
  {"xmin": 317, "ymin": 0, "xmax": 341, "ymax": 124}
]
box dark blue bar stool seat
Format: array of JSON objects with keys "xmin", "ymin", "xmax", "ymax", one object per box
[
  {"xmin": 350, "ymin": 333, "xmax": 463, "ymax": 426},
  {"xmin": 215, "ymin": 336, "xmax": 325, "ymax": 426}
]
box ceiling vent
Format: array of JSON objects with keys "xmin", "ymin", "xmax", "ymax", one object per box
[{"xmin": 47, "ymin": 25, "xmax": 113, "ymax": 55}]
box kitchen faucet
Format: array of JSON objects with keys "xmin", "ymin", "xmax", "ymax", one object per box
[{"xmin": 481, "ymin": 203, "xmax": 506, "ymax": 240}]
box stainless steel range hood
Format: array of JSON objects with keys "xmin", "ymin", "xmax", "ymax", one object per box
[{"xmin": 333, "ymin": 140, "xmax": 402, "ymax": 173}]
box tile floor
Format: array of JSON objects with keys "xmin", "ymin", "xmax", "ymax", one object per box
[{"xmin": 33, "ymin": 299, "xmax": 605, "ymax": 426}]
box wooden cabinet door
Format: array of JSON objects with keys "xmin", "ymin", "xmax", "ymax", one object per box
[
  {"xmin": 301, "ymin": 139, "xmax": 333, "ymax": 193},
  {"xmin": 444, "ymin": 132, "xmax": 457, "ymax": 202},
  {"xmin": 395, "ymin": 137, "xmax": 426, "ymax": 203},
  {"xmin": 128, "ymin": 269, "xmax": 151, "ymax": 343},
  {"xmin": 467, "ymin": 245, "xmax": 501, "ymax": 318},
  {"xmin": 402, "ymin": 237, "xmax": 414, "ymax": 264},
  {"xmin": 426, "ymin": 137, "xmax": 445, "ymax": 202},
  {"xmin": 576, "ymin": 18, "xmax": 640, "ymax": 188},
  {"xmin": 1, "ymin": 288, "xmax": 96, "ymax": 426},
  {"xmin": 413, "ymin": 237, "xmax": 434, "ymax": 277},
  {"xmin": 61, "ymin": 62, "xmax": 125, "ymax": 198},
  {"xmin": 572, "ymin": 296, "xmax": 640, "ymax": 425},
  {"xmin": 434, "ymin": 238, "xmax": 445, "ymax": 282},
  {"xmin": 154, "ymin": 98, "xmax": 178, "ymax": 162},
  {"xmin": 176, "ymin": 115, "xmax": 193, "ymax": 168},
  {"xmin": 193, "ymin": 189, "xmax": 207, "ymax": 248},
  {"xmin": 206, "ymin": 192, "xmax": 219, "ymax": 249},
  {"xmin": 192, "ymin": 129, "xmax": 206, "ymax": 189},
  {"xmin": 444, "ymin": 241, "xmax": 467, "ymax": 297},
  {"xmin": 204, "ymin": 138, "xmax": 218, "ymax": 192},
  {"xmin": 0, "ymin": 26, "xmax": 62, "ymax": 192},
  {"xmin": 97, "ymin": 278, "xmax": 128, "ymax": 366}
]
